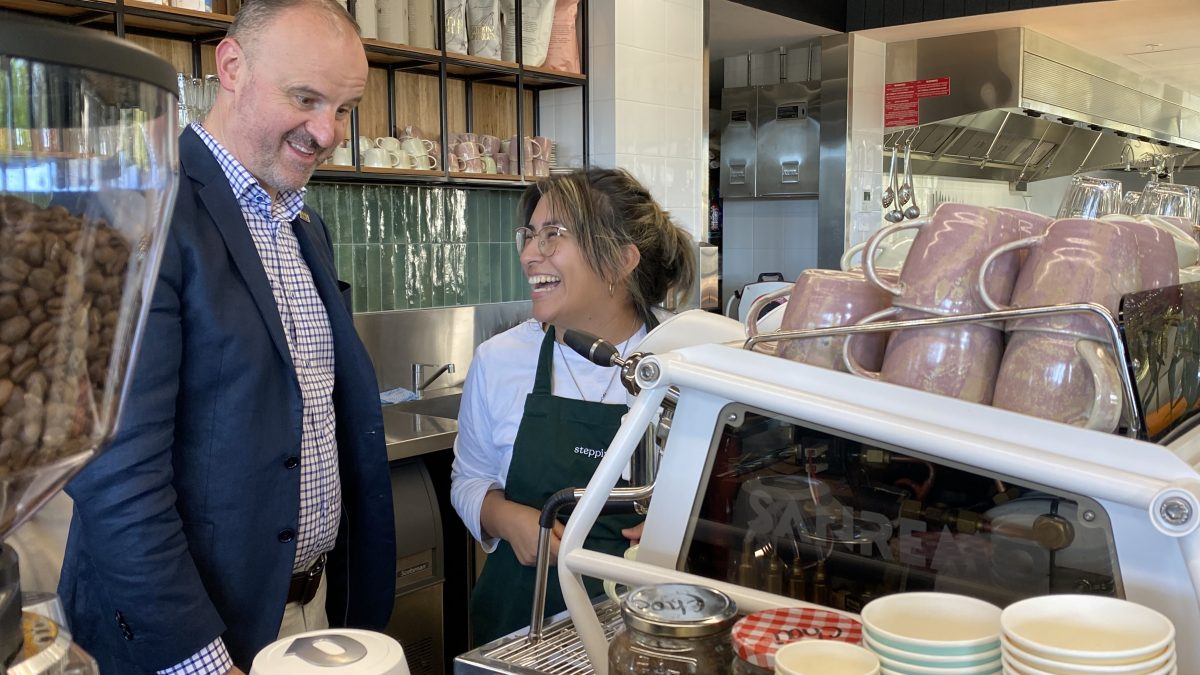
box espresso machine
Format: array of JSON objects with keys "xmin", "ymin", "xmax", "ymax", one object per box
[
  {"xmin": 456, "ymin": 285, "xmax": 1200, "ymax": 674},
  {"xmin": 0, "ymin": 13, "xmax": 178, "ymax": 672}
]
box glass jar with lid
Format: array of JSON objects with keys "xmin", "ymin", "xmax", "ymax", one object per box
[
  {"xmin": 730, "ymin": 606, "xmax": 865, "ymax": 674},
  {"xmin": 608, "ymin": 583, "xmax": 738, "ymax": 675}
]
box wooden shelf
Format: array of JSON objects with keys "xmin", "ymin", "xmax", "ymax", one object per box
[
  {"xmin": 362, "ymin": 39, "xmax": 441, "ymax": 69},
  {"xmin": 521, "ymin": 64, "xmax": 586, "ymax": 89},
  {"xmin": 448, "ymin": 171, "xmax": 523, "ymax": 182},
  {"xmin": 9, "ymin": 0, "xmax": 588, "ymax": 189},
  {"xmin": 121, "ymin": 0, "xmax": 232, "ymax": 35},
  {"xmin": 445, "ymin": 53, "xmax": 520, "ymax": 80},
  {"xmin": 0, "ymin": 0, "xmax": 113, "ymax": 21},
  {"xmin": 361, "ymin": 166, "xmax": 443, "ymax": 177}
]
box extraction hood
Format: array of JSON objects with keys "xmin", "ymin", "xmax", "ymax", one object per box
[{"xmin": 884, "ymin": 28, "xmax": 1200, "ymax": 184}]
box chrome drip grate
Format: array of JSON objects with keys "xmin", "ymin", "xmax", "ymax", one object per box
[{"xmin": 455, "ymin": 600, "xmax": 624, "ymax": 675}]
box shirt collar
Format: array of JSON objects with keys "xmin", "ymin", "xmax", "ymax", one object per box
[{"xmin": 190, "ymin": 122, "xmax": 306, "ymax": 223}]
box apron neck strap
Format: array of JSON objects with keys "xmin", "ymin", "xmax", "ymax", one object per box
[{"xmin": 533, "ymin": 325, "xmax": 557, "ymax": 395}]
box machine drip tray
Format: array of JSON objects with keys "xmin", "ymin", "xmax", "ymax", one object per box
[{"xmin": 454, "ymin": 599, "xmax": 622, "ymax": 675}]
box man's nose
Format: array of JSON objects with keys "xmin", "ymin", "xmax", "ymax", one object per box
[{"xmin": 307, "ymin": 109, "xmax": 340, "ymax": 150}]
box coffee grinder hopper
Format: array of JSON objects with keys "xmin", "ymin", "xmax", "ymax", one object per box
[{"xmin": 0, "ymin": 13, "xmax": 179, "ymax": 671}]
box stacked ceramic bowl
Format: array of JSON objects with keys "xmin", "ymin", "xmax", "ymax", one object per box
[
  {"xmin": 1000, "ymin": 595, "xmax": 1176, "ymax": 675},
  {"xmin": 860, "ymin": 593, "xmax": 1003, "ymax": 675}
]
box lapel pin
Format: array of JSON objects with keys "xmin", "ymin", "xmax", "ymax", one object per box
[{"xmin": 298, "ymin": 210, "xmax": 311, "ymax": 223}]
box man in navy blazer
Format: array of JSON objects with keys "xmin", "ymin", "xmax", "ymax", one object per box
[{"xmin": 58, "ymin": 1, "xmax": 395, "ymax": 673}]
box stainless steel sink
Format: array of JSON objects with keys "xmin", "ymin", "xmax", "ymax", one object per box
[
  {"xmin": 388, "ymin": 391, "xmax": 462, "ymax": 419},
  {"xmin": 381, "ymin": 389, "xmax": 463, "ymax": 462}
]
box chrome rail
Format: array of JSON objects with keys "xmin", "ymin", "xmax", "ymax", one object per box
[
  {"xmin": 528, "ymin": 484, "xmax": 656, "ymax": 644},
  {"xmin": 742, "ymin": 302, "xmax": 1141, "ymax": 438}
]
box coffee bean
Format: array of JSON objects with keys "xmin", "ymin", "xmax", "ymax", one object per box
[
  {"xmin": 10, "ymin": 358, "xmax": 37, "ymax": 384},
  {"xmin": 0, "ymin": 258, "xmax": 30, "ymax": 283},
  {"xmin": 18, "ymin": 287, "xmax": 38, "ymax": 311},
  {"xmin": 28, "ymin": 268, "xmax": 55, "ymax": 296},
  {"xmin": 29, "ymin": 323, "xmax": 53, "ymax": 348},
  {"xmin": 0, "ymin": 380, "xmax": 13, "ymax": 409},
  {"xmin": 0, "ymin": 297, "xmax": 16, "ymax": 321},
  {"xmin": 0, "ymin": 317, "xmax": 30, "ymax": 344}
]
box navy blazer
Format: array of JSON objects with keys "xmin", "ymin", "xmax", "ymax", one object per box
[{"xmin": 59, "ymin": 128, "xmax": 396, "ymax": 673}]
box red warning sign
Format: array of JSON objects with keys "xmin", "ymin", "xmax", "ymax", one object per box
[{"xmin": 885, "ymin": 77, "xmax": 950, "ymax": 128}]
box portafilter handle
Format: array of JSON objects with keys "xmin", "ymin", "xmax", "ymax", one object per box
[
  {"xmin": 562, "ymin": 329, "xmax": 624, "ymax": 367},
  {"xmin": 561, "ymin": 329, "xmax": 645, "ymax": 397}
]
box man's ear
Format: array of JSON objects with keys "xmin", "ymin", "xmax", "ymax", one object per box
[{"xmin": 213, "ymin": 37, "xmax": 245, "ymax": 91}]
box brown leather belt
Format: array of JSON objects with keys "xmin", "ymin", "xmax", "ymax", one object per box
[{"xmin": 286, "ymin": 554, "xmax": 326, "ymax": 606}]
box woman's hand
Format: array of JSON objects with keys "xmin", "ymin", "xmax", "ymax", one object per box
[
  {"xmin": 480, "ymin": 491, "xmax": 564, "ymax": 566},
  {"xmin": 621, "ymin": 521, "xmax": 644, "ymax": 544}
]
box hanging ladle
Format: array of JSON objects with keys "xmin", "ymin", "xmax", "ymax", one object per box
[
  {"xmin": 903, "ymin": 143, "xmax": 921, "ymax": 220},
  {"xmin": 897, "ymin": 142, "xmax": 913, "ymax": 206},
  {"xmin": 881, "ymin": 146, "xmax": 896, "ymax": 209},
  {"xmin": 884, "ymin": 145, "xmax": 905, "ymax": 222}
]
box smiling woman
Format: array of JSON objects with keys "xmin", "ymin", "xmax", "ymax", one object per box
[{"xmin": 449, "ymin": 167, "xmax": 696, "ymax": 645}]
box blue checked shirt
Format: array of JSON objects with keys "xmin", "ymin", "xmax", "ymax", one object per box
[{"xmin": 160, "ymin": 123, "xmax": 342, "ymax": 675}]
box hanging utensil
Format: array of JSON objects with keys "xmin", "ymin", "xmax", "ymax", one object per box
[
  {"xmin": 903, "ymin": 144, "xmax": 921, "ymax": 220},
  {"xmin": 881, "ymin": 146, "xmax": 896, "ymax": 209},
  {"xmin": 885, "ymin": 153, "xmax": 905, "ymax": 223},
  {"xmin": 897, "ymin": 141, "xmax": 913, "ymax": 206}
]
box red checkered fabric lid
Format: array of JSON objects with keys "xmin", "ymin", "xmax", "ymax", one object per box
[{"xmin": 731, "ymin": 607, "xmax": 864, "ymax": 668}]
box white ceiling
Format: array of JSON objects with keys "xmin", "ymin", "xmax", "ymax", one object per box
[{"xmin": 709, "ymin": 0, "xmax": 1200, "ymax": 98}]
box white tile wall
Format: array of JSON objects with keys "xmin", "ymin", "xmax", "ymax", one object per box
[
  {"xmin": 720, "ymin": 198, "xmax": 818, "ymax": 307},
  {"xmin": 588, "ymin": 0, "xmax": 706, "ymax": 238},
  {"xmin": 538, "ymin": 88, "xmax": 586, "ymax": 169}
]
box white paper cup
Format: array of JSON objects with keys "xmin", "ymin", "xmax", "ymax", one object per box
[
  {"xmin": 774, "ymin": 640, "xmax": 880, "ymax": 675},
  {"xmin": 861, "ymin": 592, "xmax": 1001, "ymax": 657},
  {"xmin": 1001, "ymin": 596, "xmax": 1175, "ymax": 666},
  {"xmin": 602, "ymin": 544, "xmax": 638, "ymax": 603}
]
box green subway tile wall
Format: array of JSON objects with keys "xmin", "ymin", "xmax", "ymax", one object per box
[{"xmin": 306, "ymin": 184, "xmax": 527, "ymax": 313}]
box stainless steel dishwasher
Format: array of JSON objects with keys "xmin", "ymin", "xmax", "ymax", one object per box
[{"xmin": 386, "ymin": 457, "xmax": 445, "ymax": 675}]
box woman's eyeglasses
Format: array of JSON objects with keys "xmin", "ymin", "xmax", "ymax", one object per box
[{"xmin": 514, "ymin": 225, "xmax": 569, "ymax": 256}]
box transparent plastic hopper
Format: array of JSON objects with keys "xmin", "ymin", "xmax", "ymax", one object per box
[{"xmin": 0, "ymin": 13, "xmax": 178, "ymax": 672}]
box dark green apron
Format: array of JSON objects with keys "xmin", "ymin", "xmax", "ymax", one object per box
[{"xmin": 470, "ymin": 325, "xmax": 643, "ymax": 645}]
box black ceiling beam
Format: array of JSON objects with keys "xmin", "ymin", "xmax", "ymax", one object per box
[
  {"xmin": 725, "ymin": 0, "xmax": 1110, "ymax": 33},
  {"xmin": 845, "ymin": 0, "xmax": 1110, "ymax": 31},
  {"xmin": 724, "ymin": 0, "xmax": 847, "ymax": 32}
]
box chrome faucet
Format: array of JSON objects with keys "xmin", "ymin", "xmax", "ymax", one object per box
[{"xmin": 411, "ymin": 362, "xmax": 455, "ymax": 399}]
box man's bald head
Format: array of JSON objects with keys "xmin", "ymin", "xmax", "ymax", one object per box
[{"xmin": 227, "ymin": 0, "xmax": 360, "ymax": 62}]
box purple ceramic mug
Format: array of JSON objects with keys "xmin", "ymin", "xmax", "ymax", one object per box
[
  {"xmin": 758, "ymin": 269, "xmax": 895, "ymax": 372},
  {"xmin": 864, "ymin": 202, "xmax": 1023, "ymax": 317},
  {"xmin": 978, "ymin": 217, "xmax": 1149, "ymax": 340},
  {"xmin": 992, "ymin": 330, "xmax": 1123, "ymax": 432},
  {"xmin": 844, "ymin": 306, "xmax": 1004, "ymax": 404}
]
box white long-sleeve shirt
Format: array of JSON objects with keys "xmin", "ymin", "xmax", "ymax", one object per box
[{"xmin": 450, "ymin": 319, "xmax": 649, "ymax": 551}]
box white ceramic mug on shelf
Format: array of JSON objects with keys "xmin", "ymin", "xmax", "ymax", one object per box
[
  {"xmin": 375, "ymin": 136, "xmax": 403, "ymax": 152},
  {"xmin": 329, "ymin": 145, "xmax": 354, "ymax": 166},
  {"xmin": 363, "ymin": 146, "xmax": 400, "ymax": 168}
]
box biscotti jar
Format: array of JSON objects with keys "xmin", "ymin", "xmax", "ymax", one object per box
[{"xmin": 608, "ymin": 584, "xmax": 738, "ymax": 675}]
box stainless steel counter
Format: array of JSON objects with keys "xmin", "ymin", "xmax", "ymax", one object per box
[
  {"xmin": 382, "ymin": 388, "xmax": 463, "ymax": 461},
  {"xmin": 454, "ymin": 598, "xmax": 623, "ymax": 675}
]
